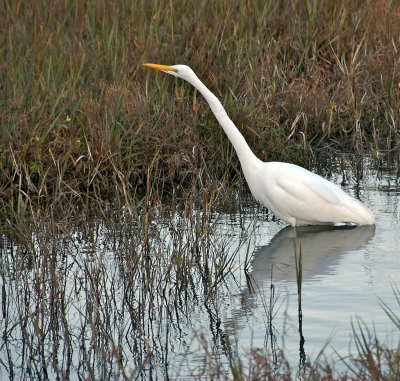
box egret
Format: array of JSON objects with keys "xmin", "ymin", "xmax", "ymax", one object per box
[{"xmin": 143, "ymin": 63, "xmax": 375, "ymax": 226}]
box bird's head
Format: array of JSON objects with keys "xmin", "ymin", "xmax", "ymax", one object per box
[{"xmin": 143, "ymin": 63, "xmax": 196, "ymax": 81}]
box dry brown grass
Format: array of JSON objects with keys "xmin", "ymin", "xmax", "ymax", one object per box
[{"xmin": 1, "ymin": 0, "xmax": 399, "ymax": 210}]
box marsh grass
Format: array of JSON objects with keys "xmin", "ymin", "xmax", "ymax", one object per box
[
  {"xmin": 0, "ymin": 185, "xmax": 247, "ymax": 380},
  {"xmin": 1, "ymin": 0, "xmax": 400, "ymax": 209},
  {"xmin": 181, "ymin": 289, "xmax": 400, "ymax": 381},
  {"xmin": 1, "ymin": 0, "xmax": 400, "ymax": 380}
]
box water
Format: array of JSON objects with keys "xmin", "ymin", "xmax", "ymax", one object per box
[{"xmin": 0, "ymin": 158, "xmax": 399, "ymax": 380}]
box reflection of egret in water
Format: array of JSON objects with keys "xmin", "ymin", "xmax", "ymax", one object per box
[
  {"xmin": 227, "ymin": 224, "xmax": 376, "ymax": 373},
  {"xmin": 250, "ymin": 224, "xmax": 376, "ymax": 288}
]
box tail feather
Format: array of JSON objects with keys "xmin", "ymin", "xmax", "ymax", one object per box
[{"xmin": 345, "ymin": 198, "xmax": 375, "ymax": 225}]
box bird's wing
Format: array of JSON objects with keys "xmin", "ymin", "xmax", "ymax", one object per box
[
  {"xmin": 276, "ymin": 174, "xmax": 342, "ymax": 205},
  {"xmin": 301, "ymin": 176, "xmax": 342, "ymax": 204}
]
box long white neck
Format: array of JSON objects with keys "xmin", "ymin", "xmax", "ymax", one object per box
[{"xmin": 185, "ymin": 75, "xmax": 261, "ymax": 170}]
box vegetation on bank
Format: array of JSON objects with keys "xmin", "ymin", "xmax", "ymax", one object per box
[{"xmin": 1, "ymin": 0, "xmax": 399, "ymax": 208}]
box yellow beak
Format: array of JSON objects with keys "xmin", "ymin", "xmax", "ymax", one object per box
[{"xmin": 143, "ymin": 63, "xmax": 177, "ymax": 72}]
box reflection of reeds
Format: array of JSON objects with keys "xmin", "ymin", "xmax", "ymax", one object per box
[
  {"xmin": 0, "ymin": 194, "xmax": 399, "ymax": 379},
  {"xmin": 0, "ymin": 187, "xmax": 245, "ymax": 379},
  {"xmin": 294, "ymin": 240, "xmax": 306, "ymax": 370}
]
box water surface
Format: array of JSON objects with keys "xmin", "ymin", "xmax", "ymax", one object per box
[{"xmin": 0, "ymin": 158, "xmax": 399, "ymax": 380}]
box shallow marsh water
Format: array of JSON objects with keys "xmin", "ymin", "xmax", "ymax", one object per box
[{"xmin": 0, "ymin": 157, "xmax": 399, "ymax": 380}]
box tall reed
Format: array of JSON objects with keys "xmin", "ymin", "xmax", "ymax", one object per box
[{"xmin": 1, "ymin": 0, "xmax": 399, "ymax": 209}]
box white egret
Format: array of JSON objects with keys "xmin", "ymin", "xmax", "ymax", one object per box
[{"xmin": 143, "ymin": 63, "xmax": 375, "ymax": 226}]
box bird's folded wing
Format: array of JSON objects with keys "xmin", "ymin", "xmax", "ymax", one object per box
[
  {"xmin": 302, "ymin": 177, "xmax": 341, "ymax": 204},
  {"xmin": 277, "ymin": 176, "xmax": 341, "ymax": 205}
]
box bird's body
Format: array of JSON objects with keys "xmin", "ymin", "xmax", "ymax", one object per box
[
  {"xmin": 245, "ymin": 161, "xmax": 373, "ymax": 226},
  {"xmin": 144, "ymin": 63, "xmax": 375, "ymax": 226}
]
